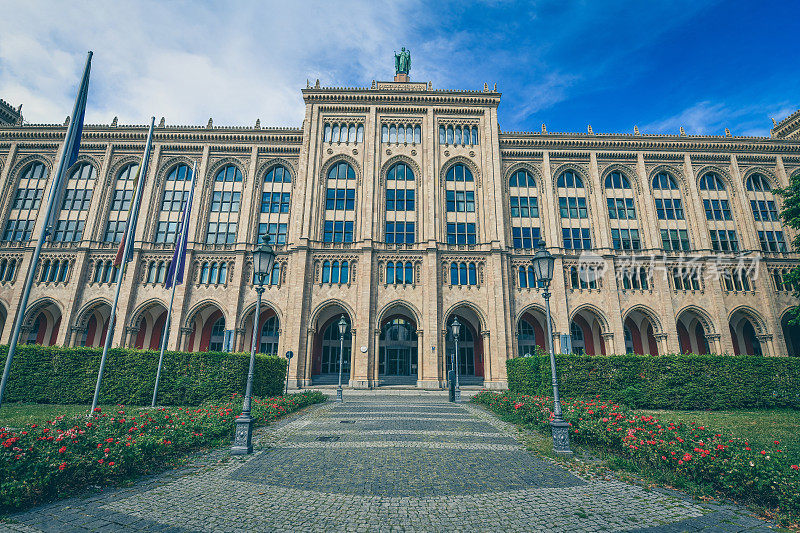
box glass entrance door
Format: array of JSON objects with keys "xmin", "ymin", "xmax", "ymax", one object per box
[
  {"xmin": 379, "ymin": 317, "xmax": 417, "ymax": 378},
  {"xmin": 320, "ymin": 317, "xmax": 351, "ymax": 374}
]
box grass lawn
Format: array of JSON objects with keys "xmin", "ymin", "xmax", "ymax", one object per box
[
  {"xmin": 636, "ymin": 408, "xmax": 800, "ymax": 464},
  {"xmin": 0, "ymin": 403, "xmax": 127, "ymax": 428}
]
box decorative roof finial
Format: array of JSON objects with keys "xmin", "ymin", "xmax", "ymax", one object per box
[
  {"xmin": 483, "ymin": 82, "xmax": 489, "ymax": 92},
  {"xmin": 771, "ymin": 117, "xmax": 778, "ymax": 127},
  {"xmin": 158, "ymin": 117, "xmax": 165, "ymax": 127},
  {"xmin": 725, "ymin": 128, "xmax": 731, "ymax": 137},
  {"xmin": 255, "ymin": 119, "xmax": 260, "ymax": 129},
  {"xmin": 207, "ymin": 117, "xmax": 213, "ymax": 129},
  {"xmin": 315, "ymin": 79, "xmax": 320, "ymax": 88},
  {"xmin": 633, "ymin": 125, "xmax": 640, "ymax": 135},
  {"xmin": 587, "ymin": 124, "xmax": 593, "ymax": 134},
  {"xmin": 493, "ymin": 83, "xmax": 497, "ymax": 91},
  {"xmin": 541, "ymin": 123, "xmax": 547, "ymax": 134},
  {"xmin": 679, "ymin": 126, "xmax": 686, "ymax": 136},
  {"xmin": 111, "ymin": 116, "xmax": 118, "ymax": 127},
  {"xmin": 64, "ymin": 116, "xmax": 70, "ymax": 126}
]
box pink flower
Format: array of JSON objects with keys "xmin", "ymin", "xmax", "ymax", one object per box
[{"xmin": 58, "ymin": 446, "xmax": 66, "ymax": 453}]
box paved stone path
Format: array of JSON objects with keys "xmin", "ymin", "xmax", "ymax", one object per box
[{"xmin": 1, "ymin": 392, "xmax": 783, "ymax": 532}]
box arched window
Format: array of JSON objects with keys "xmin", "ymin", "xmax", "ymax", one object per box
[
  {"xmin": 385, "ymin": 162, "xmax": 416, "ymax": 244},
  {"xmin": 348, "ymin": 124, "xmax": 356, "ymax": 143},
  {"xmin": 454, "ymin": 127, "xmax": 462, "ymax": 145},
  {"xmin": 209, "ymin": 262, "xmax": 218, "ymax": 284},
  {"xmin": 0, "ymin": 259, "xmax": 8, "ymax": 282},
  {"xmin": 259, "ymin": 316, "xmax": 280, "ymax": 355},
  {"xmin": 258, "ymin": 165, "xmax": 291, "ymax": 246},
  {"xmin": 39, "ymin": 260, "xmax": 50, "ymax": 282},
  {"xmin": 58, "ymin": 260, "xmax": 68, "ymax": 282},
  {"xmin": 214, "ymin": 164, "xmax": 242, "ymax": 182},
  {"xmin": 155, "ymin": 163, "xmax": 193, "ymax": 244},
  {"xmin": 460, "ymin": 262, "xmax": 467, "ymax": 285},
  {"xmin": 439, "ymin": 126, "xmax": 445, "ymax": 144},
  {"xmin": 413, "ymin": 125, "xmax": 421, "ymax": 143},
  {"xmin": 382, "ymin": 125, "xmax": 388, "ymax": 142},
  {"xmin": 386, "ymin": 261, "xmax": 395, "ymax": 284},
  {"xmin": 104, "ymin": 261, "xmax": 115, "ymax": 283},
  {"xmin": 446, "ymin": 126, "xmax": 454, "ymax": 144},
  {"xmin": 471, "ymin": 127, "xmax": 479, "ymax": 145},
  {"xmin": 324, "ymin": 124, "xmax": 332, "ymax": 142},
  {"xmin": 651, "ymin": 171, "xmax": 689, "ymax": 252},
  {"xmin": 605, "ymin": 171, "xmax": 640, "ymax": 251},
  {"xmin": 398, "ymin": 125, "xmax": 406, "ymax": 143},
  {"xmin": 207, "ymin": 165, "xmax": 242, "ymax": 245},
  {"xmin": 450, "ymin": 262, "xmax": 458, "ymax": 285},
  {"xmin": 558, "ymin": 171, "xmax": 591, "ymax": 250},
  {"xmin": 389, "ymin": 125, "xmax": 397, "ymax": 143},
  {"xmin": 404, "ymin": 262, "xmax": 412, "ymax": 284},
  {"xmin": 518, "ymin": 266, "xmax": 527, "ymax": 288},
  {"xmin": 357, "ymin": 124, "xmax": 364, "ymax": 142},
  {"xmin": 323, "ymin": 161, "xmax": 356, "ymax": 243},
  {"xmin": 468, "ymin": 262, "xmax": 477, "ymax": 285},
  {"xmin": 156, "ymin": 262, "xmax": 165, "ymax": 283},
  {"xmin": 200, "ymin": 262, "xmax": 210, "ymax": 284},
  {"xmin": 7, "ymin": 259, "xmax": 16, "ymax": 281},
  {"xmin": 218, "ymin": 262, "xmax": 227, "ymax": 284},
  {"xmin": 331, "ymin": 261, "xmax": 340, "ymax": 283},
  {"xmin": 449, "ymin": 262, "xmax": 478, "ymax": 286},
  {"xmin": 268, "ymin": 262, "xmax": 281, "ymax": 285},
  {"xmin": 148, "ymin": 262, "xmax": 157, "ymax": 284},
  {"xmin": 509, "ymin": 169, "xmax": 540, "ymax": 250},
  {"xmin": 746, "ymin": 173, "xmax": 786, "ymax": 252},
  {"xmin": 322, "ymin": 260, "xmax": 331, "ymax": 283},
  {"xmin": 699, "ymin": 172, "xmax": 738, "ymax": 252},
  {"xmin": 445, "ymin": 164, "xmax": 477, "ymax": 245},
  {"xmin": 341, "ymin": 261, "xmax": 349, "ymax": 283},
  {"xmin": 94, "ymin": 261, "xmax": 103, "ymax": 283},
  {"xmin": 55, "ymin": 162, "xmax": 95, "ymax": 243},
  {"xmin": 6, "ymin": 162, "xmax": 48, "ymax": 243},
  {"xmin": 518, "ymin": 318, "xmax": 537, "ymax": 357}
]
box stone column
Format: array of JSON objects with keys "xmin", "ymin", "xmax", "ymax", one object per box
[
  {"xmin": 303, "ymin": 326, "xmax": 315, "ymax": 387},
  {"xmin": 757, "ymin": 334, "xmax": 774, "ymax": 357},
  {"xmin": 180, "ymin": 327, "xmax": 193, "ymax": 351},
  {"xmin": 654, "ymin": 332, "xmax": 669, "ymax": 355},
  {"xmin": 601, "ymin": 332, "xmax": 615, "ymax": 355},
  {"xmin": 706, "ymin": 333, "xmax": 722, "ymax": 354}
]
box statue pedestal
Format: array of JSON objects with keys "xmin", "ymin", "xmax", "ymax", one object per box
[{"xmin": 394, "ymin": 73, "xmax": 409, "ymax": 83}]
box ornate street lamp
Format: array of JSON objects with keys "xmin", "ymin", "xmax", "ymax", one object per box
[
  {"xmin": 450, "ymin": 317, "xmax": 461, "ymax": 402},
  {"xmin": 336, "ymin": 315, "xmax": 348, "ymax": 402},
  {"xmin": 232, "ymin": 234, "xmax": 275, "ymax": 455},
  {"xmin": 531, "ymin": 243, "xmax": 572, "ymax": 454}
]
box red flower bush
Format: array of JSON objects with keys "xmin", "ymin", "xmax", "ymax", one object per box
[
  {"xmin": 473, "ymin": 391, "xmax": 800, "ymax": 522},
  {"xmin": 0, "ymin": 391, "xmax": 325, "ymax": 513}
]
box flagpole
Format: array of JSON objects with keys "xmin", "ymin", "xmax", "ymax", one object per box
[
  {"xmin": 152, "ymin": 161, "xmax": 196, "ymax": 407},
  {"xmin": 90, "ymin": 117, "xmax": 155, "ymax": 414},
  {"xmin": 0, "ymin": 51, "xmax": 93, "ymax": 409}
]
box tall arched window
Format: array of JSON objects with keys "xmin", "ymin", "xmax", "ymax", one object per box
[
  {"xmin": 206, "ymin": 164, "xmax": 243, "ymax": 245},
  {"xmin": 605, "ymin": 171, "xmax": 640, "ymax": 251},
  {"xmin": 445, "ymin": 164, "xmax": 477, "ymax": 245},
  {"xmin": 746, "ymin": 173, "xmax": 786, "ymax": 252},
  {"xmin": 105, "ymin": 163, "xmax": 139, "ymax": 243},
  {"xmin": 54, "ymin": 162, "xmax": 95, "ymax": 242},
  {"xmin": 323, "ymin": 161, "xmax": 356, "ymax": 243},
  {"xmin": 557, "ymin": 170, "xmax": 591, "ymax": 250},
  {"xmin": 699, "ymin": 172, "xmax": 738, "ymax": 252},
  {"xmin": 259, "ymin": 164, "xmax": 291, "ymax": 246},
  {"xmin": 155, "ymin": 163, "xmax": 193, "ymax": 244},
  {"xmin": 508, "ymin": 169, "xmax": 540, "ymax": 250},
  {"xmin": 518, "ymin": 318, "xmax": 537, "ymax": 357},
  {"xmin": 5, "ymin": 161, "xmax": 47, "ymax": 242},
  {"xmin": 652, "ymin": 171, "xmax": 690, "ymax": 252},
  {"xmin": 449, "ymin": 261, "xmax": 478, "ymax": 286},
  {"xmin": 385, "ymin": 162, "xmax": 416, "ymax": 244}
]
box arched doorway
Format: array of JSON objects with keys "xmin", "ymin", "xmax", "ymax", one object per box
[
  {"xmin": 379, "ymin": 315, "xmax": 418, "ymax": 385},
  {"xmin": 185, "ymin": 303, "xmax": 226, "ymax": 352},
  {"xmin": 781, "ymin": 309, "xmax": 800, "ymax": 356},
  {"xmin": 313, "ymin": 314, "xmax": 352, "ymax": 384},
  {"xmin": 132, "ymin": 302, "xmax": 168, "ymax": 350},
  {"xmin": 517, "ymin": 310, "xmax": 546, "ymax": 357},
  {"xmin": 729, "ymin": 309, "xmax": 763, "ymax": 356},
  {"xmin": 75, "ymin": 301, "xmax": 112, "ymax": 348},
  {"xmin": 240, "ymin": 305, "xmax": 280, "ymax": 355},
  {"xmin": 445, "ymin": 306, "xmax": 484, "ymax": 384},
  {"xmin": 623, "ymin": 308, "xmax": 660, "ymax": 355},
  {"xmin": 24, "ymin": 300, "xmax": 62, "ymax": 346},
  {"xmin": 570, "ymin": 307, "xmax": 607, "ymax": 355},
  {"xmin": 676, "ymin": 308, "xmax": 713, "ymax": 354}
]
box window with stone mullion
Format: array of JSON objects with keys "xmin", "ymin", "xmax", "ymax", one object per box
[
  {"xmin": 652, "ymin": 172, "xmax": 690, "ymax": 253},
  {"xmin": 55, "ymin": 162, "xmax": 96, "ymax": 243},
  {"xmin": 259, "ymin": 165, "xmax": 292, "ymax": 246},
  {"xmin": 7, "ymin": 161, "xmax": 48, "ymax": 242},
  {"xmin": 323, "ymin": 161, "xmax": 357, "ymax": 243},
  {"xmin": 445, "ymin": 164, "xmax": 477, "ymax": 246},
  {"xmin": 746, "ymin": 174, "xmax": 785, "ymax": 253}
]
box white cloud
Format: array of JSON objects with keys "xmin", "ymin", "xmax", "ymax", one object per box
[{"xmin": 642, "ymin": 100, "xmax": 795, "ymax": 137}]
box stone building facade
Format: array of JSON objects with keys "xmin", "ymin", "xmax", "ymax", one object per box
[{"xmin": 0, "ymin": 75, "xmax": 799, "ymax": 390}]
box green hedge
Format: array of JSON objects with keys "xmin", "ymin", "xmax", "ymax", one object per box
[
  {"xmin": 0, "ymin": 345, "xmax": 287, "ymax": 406},
  {"xmin": 507, "ymin": 354, "xmax": 800, "ymax": 410}
]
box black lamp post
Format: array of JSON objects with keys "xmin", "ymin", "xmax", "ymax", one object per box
[
  {"xmin": 450, "ymin": 317, "xmax": 461, "ymax": 402},
  {"xmin": 531, "ymin": 243, "xmax": 572, "ymax": 454},
  {"xmin": 232, "ymin": 235, "xmax": 275, "ymax": 455},
  {"xmin": 336, "ymin": 315, "xmax": 348, "ymax": 402}
]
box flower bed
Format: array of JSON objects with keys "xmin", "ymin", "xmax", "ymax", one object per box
[
  {"xmin": 0, "ymin": 391, "xmax": 326, "ymax": 513},
  {"xmin": 473, "ymin": 391, "xmax": 800, "ymax": 523}
]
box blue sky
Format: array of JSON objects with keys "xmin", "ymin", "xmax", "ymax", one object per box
[{"xmin": 0, "ymin": 0, "xmax": 797, "ymax": 136}]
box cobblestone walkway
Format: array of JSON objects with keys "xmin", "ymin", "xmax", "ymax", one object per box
[{"xmin": 1, "ymin": 393, "xmax": 783, "ymax": 532}]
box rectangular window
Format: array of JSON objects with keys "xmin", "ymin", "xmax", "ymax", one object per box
[
  {"xmin": 3, "ymin": 219, "xmax": 36, "ymax": 241},
  {"xmin": 703, "ymin": 199, "xmax": 732, "ymax": 221},
  {"xmin": 511, "ymin": 196, "xmax": 538, "ymax": 218},
  {"xmin": 385, "ymin": 221, "xmax": 415, "ymax": 244},
  {"xmin": 511, "ymin": 226, "xmax": 541, "ymax": 249},
  {"xmin": 386, "ymin": 189, "xmax": 415, "ymax": 211},
  {"xmin": 607, "ymin": 198, "xmax": 636, "ymax": 220},
  {"xmin": 562, "ymin": 228, "xmax": 591, "ymax": 250},
  {"xmin": 559, "ymin": 197, "xmax": 587, "ymax": 219},
  {"xmin": 750, "ymin": 199, "xmax": 779, "ymax": 221},
  {"xmin": 13, "ymin": 188, "xmax": 43, "ymax": 210},
  {"xmin": 258, "ymin": 222, "xmax": 288, "ymax": 245},
  {"xmin": 111, "ymin": 189, "xmax": 134, "ymax": 211},
  {"xmin": 206, "ymin": 222, "xmax": 238, "ymax": 244},
  {"xmin": 323, "ymin": 220, "xmax": 354, "ymax": 242},
  {"xmin": 326, "ymin": 188, "xmax": 356, "ymax": 210},
  {"xmin": 611, "ymin": 228, "xmax": 641, "ymax": 250},
  {"xmin": 155, "ymin": 221, "xmax": 180, "ymax": 244},
  {"xmin": 709, "ymin": 229, "xmax": 739, "ymax": 252},
  {"xmin": 446, "ymin": 190, "xmax": 475, "ymax": 212},
  {"xmin": 104, "ymin": 220, "xmax": 127, "ymax": 243},
  {"xmin": 162, "ymin": 190, "xmax": 190, "ymax": 212},
  {"xmin": 261, "ymin": 191, "xmax": 291, "ymax": 213},
  {"xmin": 655, "ymin": 198, "xmax": 684, "ymax": 220},
  {"xmin": 61, "ymin": 189, "xmax": 93, "ymax": 211},
  {"xmin": 446, "ymin": 222, "xmax": 477, "ymax": 245},
  {"xmin": 53, "ymin": 220, "xmax": 84, "ymax": 242},
  {"xmin": 758, "ymin": 230, "xmax": 787, "ymax": 252},
  {"xmin": 211, "ymin": 191, "xmax": 241, "ymax": 212},
  {"xmin": 660, "ymin": 229, "xmax": 690, "ymax": 251}
]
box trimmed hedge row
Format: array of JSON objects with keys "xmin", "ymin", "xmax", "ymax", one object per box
[
  {"xmin": 0, "ymin": 345, "xmax": 287, "ymax": 406},
  {"xmin": 507, "ymin": 354, "xmax": 800, "ymax": 410}
]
